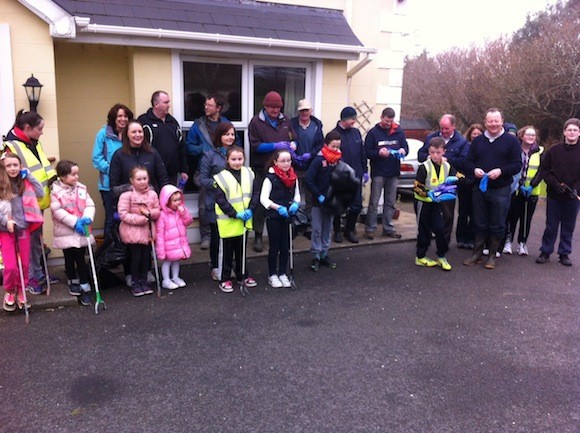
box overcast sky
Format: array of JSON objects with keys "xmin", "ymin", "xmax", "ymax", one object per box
[{"xmin": 405, "ymin": 0, "xmax": 560, "ymax": 55}]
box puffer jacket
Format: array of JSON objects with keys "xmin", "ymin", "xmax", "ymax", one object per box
[
  {"xmin": 50, "ymin": 180, "xmax": 96, "ymax": 249},
  {"xmin": 199, "ymin": 146, "xmax": 228, "ymax": 223},
  {"xmin": 92, "ymin": 124, "xmax": 123, "ymax": 192},
  {"xmin": 155, "ymin": 184, "xmax": 193, "ymax": 261},
  {"xmin": 118, "ymin": 186, "xmax": 160, "ymax": 245}
]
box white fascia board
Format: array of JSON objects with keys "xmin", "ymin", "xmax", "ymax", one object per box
[
  {"xmin": 74, "ymin": 24, "xmax": 376, "ymax": 61},
  {"xmin": 19, "ymin": 0, "xmax": 76, "ymax": 38}
]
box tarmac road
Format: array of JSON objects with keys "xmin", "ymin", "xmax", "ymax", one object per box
[{"xmin": 0, "ymin": 201, "xmax": 578, "ymax": 433}]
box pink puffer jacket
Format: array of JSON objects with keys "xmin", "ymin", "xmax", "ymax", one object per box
[
  {"xmin": 155, "ymin": 184, "xmax": 193, "ymax": 261},
  {"xmin": 118, "ymin": 186, "xmax": 160, "ymax": 245},
  {"xmin": 50, "ymin": 180, "xmax": 96, "ymax": 249}
]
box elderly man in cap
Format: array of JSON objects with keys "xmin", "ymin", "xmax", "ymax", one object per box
[
  {"xmin": 329, "ymin": 106, "xmax": 368, "ymax": 243},
  {"xmin": 249, "ymin": 90, "xmax": 298, "ymax": 252},
  {"xmin": 291, "ymin": 99, "xmax": 324, "ymax": 223}
]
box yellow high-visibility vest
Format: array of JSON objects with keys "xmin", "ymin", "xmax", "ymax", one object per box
[
  {"xmin": 523, "ymin": 147, "xmax": 546, "ymax": 197},
  {"xmin": 414, "ymin": 159, "xmax": 449, "ymax": 202},
  {"xmin": 213, "ymin": 167, "xmax": 254, "ymax": 238},
  {"xmin": 4, "ymin": 139, "xmax": 55, "ymax": 210}
]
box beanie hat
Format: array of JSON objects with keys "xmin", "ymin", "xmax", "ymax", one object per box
[
  {"xmin": 340, "ymin": 106, "xmax": 357, "ymax": 121},
  {"xmin": 263, "ymin": 91, "xmax": 283, "ymax": 108},
  {"xmin": 504, "ymin": 122, "xmax": 517, "ymax": 135}
]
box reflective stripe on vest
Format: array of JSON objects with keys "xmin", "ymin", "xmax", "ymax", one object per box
[
  {"xmin": 523, "ymin": 147, "xmax": 545, "ymax": 196},
  {"xmin": 4, "ymin": 140, "xmax": 55, "ymax": 210},
  {"xmin": 23, "ymin": 180, "xmax": 43, "ymax": 231},
  {"xmin": 414, "ymin": 159, "xmax": 449, "ymax": 202},
  {"xmin": 213, "ymin": 167, "xmax": 254, "ymax": 238}
]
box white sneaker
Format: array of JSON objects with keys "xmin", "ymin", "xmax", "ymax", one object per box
[
  {"xmin": 518, "ymin": 242, "xmax": 529, "ymax": 256},
  {"xmin": 147, "ymin": 271, "xmax": 156, "ymax": 283},
  {"xmin": 125, "ymin": 275, "xmax": 132, "ymax": 287},
  {"xmin": 482, "ymin": 248, "xmax": 489, "ymax": 256},
  {"xmin": 162, "ymin": 279, "xmax": 179, "ymax": 290},
  {"xmin": 278, "ymin": 274, "xmax": 291, "ymax": 288},
  {"xmin": 502, "ymin": 241, "xmax": 512, "ymax": 255},
  {"xmin": 268, "ymin": 275, "xmax": 283, "ymax": 288},
  {"xmin": 211, "ymin": 268, "xmax": 220, "ymax": 281},
  {"xmin": 172, "ymin": 277, "xmax": 186, "ymax": 288}
]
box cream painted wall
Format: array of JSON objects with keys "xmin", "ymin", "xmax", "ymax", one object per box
[
  {"xmin": 1, "ymin": 0, "xmax": 59, "ymax": 249},
  {"xmin": 54, "ymin": 43, "xmax": 132, "ymax": 230},
  {"xmin": 320, "ymin": 60, "xmax": 348, "ymax": 129},
  {"xmin": 130, "ymin": 48, "xmax": 173, "ymax": 116}
]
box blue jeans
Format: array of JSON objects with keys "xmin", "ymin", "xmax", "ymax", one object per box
[
  {"xmin": 472, "ymin": 184, "xmax": 511, "ymax": 238},
  {"xmin": 310, "ymin": 206, "xmax": 333, "ymax": 256},
  {"xmin": 29, "ymin": 225, "xmax": 44, "ymax": 282},
  {"xmin": 365, "ymin": 176, "xmax": 398, "ymax": 233},
  {"xmin": 540, "ymin": 197, "xmax": 579, "ymax": 256}
]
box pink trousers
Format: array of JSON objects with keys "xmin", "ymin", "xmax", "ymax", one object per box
[{"xmin": 0, "ymin": 229, "xmax": 31, "ymax": 294}]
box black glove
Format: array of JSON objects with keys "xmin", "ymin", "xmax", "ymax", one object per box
[{"xmin": 555, "ymin": 183, "xmax": 567, "ymax": 194}]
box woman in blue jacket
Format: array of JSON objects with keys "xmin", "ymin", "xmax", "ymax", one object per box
[{"xmin": 92, "ymin": 103, "xmax": 133, "ymax": 238}]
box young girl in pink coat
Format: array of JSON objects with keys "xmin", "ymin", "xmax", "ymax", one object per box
[
  {"xmin": 156, "ymin": 184, "xmax": 193, "ymax": 290},
  {"xmin": 50, "ymin": 160, "xmax": 96, "ymax": 306},
  {"xmin": 118, "ymin": 166, "xmax": 160, "ymax": 297}
]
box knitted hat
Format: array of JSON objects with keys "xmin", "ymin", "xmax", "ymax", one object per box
[
  {"xmin": 263, "ymin": 91, "xmax": 283, "ymax": 108},
  {"xmin": 340, "ymin": 106, "xmax": 357, "ymax": 121},
  {"xmin": 504, "ymin": 122, "xmax": 518, "ymax": 135}
]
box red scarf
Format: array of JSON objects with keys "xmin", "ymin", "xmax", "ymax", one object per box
[
  {"xmin": 273, "ymin": 165, "xmax": 297, "ymax": 189},
  {"xmin": 12, "ymin": 127, "xmax": 32, "ymax": 144},
  {"xmin": 321, "ymin": 146, "xmax": 342, "ymax": 164},
  {"xmin": 389, "ymin": 122, "xmax": 399, "ymax": 136}
]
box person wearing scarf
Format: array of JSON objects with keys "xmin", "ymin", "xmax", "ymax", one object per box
[{"xmin": 260, "ymin": 150, "xmax": 301, "ymax": 288}]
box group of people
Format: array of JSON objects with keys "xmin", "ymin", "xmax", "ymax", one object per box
[
  {"xmin": 0, "ymin": 91, "xmax": 578, "ymax": 311},
  {"xmin": 413, "ymin": 110, "xmax": 579, "ymax": 272}
]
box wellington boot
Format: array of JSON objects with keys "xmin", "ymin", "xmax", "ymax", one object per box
[
  {"xmin": 344, "ymin": 213, "xmax": 359, "ymax": 243},
  {"xmin": 484, "ymin": 237, "xmax": 502, "ymax": 269},
  {"xmin": 463, "ymin": 236, "xmax": 486, "ymax": 266}
]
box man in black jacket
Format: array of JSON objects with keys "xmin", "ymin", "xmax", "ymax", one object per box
[{"xmin": 139, "ymin": 91, "xmax": 188, "ymax": 186}]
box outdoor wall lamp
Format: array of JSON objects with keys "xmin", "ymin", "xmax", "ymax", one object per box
[{"xmin": 23, "ymin": 74, "xmax": 43, "ymax": 112}]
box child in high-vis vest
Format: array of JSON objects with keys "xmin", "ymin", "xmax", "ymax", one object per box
[
  {"xmin": 413, "ymin": 137, "xmax": 458, "ymax": 271},
  {"xmin": 50, "ymin": 160, "xmax": 96, "ymax": 306},
  {"xmin": 260, "ymin": 149, "xmax": 301, "ymax": 288},
  {"xmin": 0, "ymin": 153, "xmax": 44, "ymax": 312},
  {"xmin": 213, "ymin": 146, "xmax": 260, "ymax": 293},
  {"xmin": 156, "ymin": 184, "xmax": 194, "ymax": 290},
  {"xmin": 118, "ymin": 166, "xmax": 161, "ymax": 297}
]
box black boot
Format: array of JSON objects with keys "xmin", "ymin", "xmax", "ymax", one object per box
[
  {"xmin": 333, "ymin": 216, "xmax": 342, "ymax": 243},
  {"xmin": 253, "ymin": 233, "xmax": 263, "ymax": 252},
  {"xmin": 463, "ymin": 236, "xmax": 486, "ymax": 266},
  {"xmin": 344, "ymin": 212, "xmax": 359, "ymax": 243},
  {"xmin": 485, "ymin": 237, "xmax": 502, "ymax": 269}
]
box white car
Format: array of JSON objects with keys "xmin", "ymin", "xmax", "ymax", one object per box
[{"xmin": 397, "ymin": 138, "xmax": 424, "ymax": 193}]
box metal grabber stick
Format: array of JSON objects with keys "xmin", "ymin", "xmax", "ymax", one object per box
[
  {"xmin": 523, "ymin": 198, "xmax": 529, "ymax": 244},
  {"xmin": 148, "ymin": 217, "xmax": 161, "ymax": 298},
  {"xmin": 239, "ymin": 229, "xmax": 250, "ymax": 297},
  {"xmin": 39, "ymin": 232, "xmax": 51, "ymax": 296},
  {"xmin": 14, "ymin": 229, "xmax": 30, "ymax": 324},
  {"xmin": 85, "ymin": 225, "xmax": 106, "ymax": 314},
  {"xmin": 288, "ymin": 218, "xmax": 298, "ymax": 290}
]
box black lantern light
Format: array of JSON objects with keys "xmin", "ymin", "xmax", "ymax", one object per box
[{"xmin": 23, "ymin": 74, "xmax": 43, "ymax": 112}]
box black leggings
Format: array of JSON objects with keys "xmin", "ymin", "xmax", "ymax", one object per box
[
  {"xmin": 128, "ymin": 243, "xmax": 151, "ymax": 283},
  {"xmin": 266, "ymin": 217, "xmax": 290, "ymax": 276},
  {"xmin": 63, "ymin": 247, "xmax": 89, "ymax": 284}
]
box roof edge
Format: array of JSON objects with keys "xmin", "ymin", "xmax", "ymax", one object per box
[{"xmin": 19, "ymin": 0, "xmax": 76, "ymax": 38}]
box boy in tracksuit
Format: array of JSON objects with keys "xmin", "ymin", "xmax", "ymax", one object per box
[{"xmin": 413, "ymin": 137, "xmax": 458, "ymax": 271}]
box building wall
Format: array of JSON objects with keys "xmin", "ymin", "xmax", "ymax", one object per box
[{"xmin": 320, "ymin": 60, "xmax": 348, "ymax": 129}]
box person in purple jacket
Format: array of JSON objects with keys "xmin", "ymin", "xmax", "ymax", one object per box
[{"xmin": 463, "ymin": 108, "xmax": 522, "ymax": 269}]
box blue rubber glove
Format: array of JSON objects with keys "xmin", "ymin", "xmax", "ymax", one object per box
[
  {"xmin": 113, "ymin": 212, "xmax": 120, "ymax": 221},
  {"xmin": 236, "ymin": 211, "xmax": 245, "ymax": 220},
  {"xmin": 80, "ymin": 217, "xmax": 92, "ymax": 226},
  {"xmin": 437, "ymin": 192, "xmax": 457, "ymax": 202},
  {"xmin": 427, "ymin": 191, "xmax": 439, "ymax": 202},
  {"xmin": 479, "ymin": 173, "xmax": 489, "ymax": 193},
  {"xmin": 74, "ymin": 219, "xmax": 85, "ymax": 235},
  {"xmin": 256, "ymin": 141, "xmax": 290, "ymax": 153},
  {"xmin": 444, "ymin": 176, "xmax": 458, "ymax": 185},
  {"xmin": 277, "ymin": 206, "xmax": 289, "ymax": 218},
  {"xmin": 362, "ymin": 173, "xmax": 370, "ymax": 184},
  {"xmin": 19, "ymin": 168, "xmax": 29, "ymax": 179},
  {"xmin": 289, "ymin": 202, "xmax": 299, "ymax": 215},
  {"xmin": 242, "ymin": 209, "xmax": 253, "ymax": 222},
  {"xmin": 389, "ymin": 149, "xmax": 404, "ymax": 159},
  {"xmin": 318, "ymin": 195, "xmax": 325, "ymax": 204},
  {"xmin": 520, "ymin": 185, "xmax": 533, "ymax": 197}
]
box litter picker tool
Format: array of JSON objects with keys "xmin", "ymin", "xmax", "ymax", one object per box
[
  {"xmin": 39, "ymin": 233, "xmax": 51, "ymax": 296},
  {"xmin": 14, "ymin": 229, "xmax": 29, "ymax": 324},
  {"xmin": 85, "ymin": 225, "xmax": 106, "ymax": 314},
  {"xmin": 288, "ymin": 218, "xmax": 298, "ymax": 290},
  {"xmin": 239, "ymin": 229, "xmax": 250, "ymax": 297},
  {"xmin": 148, "ymin": 217, "xmax": 161, "ymax": 298}
]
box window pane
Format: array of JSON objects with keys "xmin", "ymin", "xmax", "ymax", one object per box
[
  {"xmin": 253, "ymin": 66, "xmax": 306, "ymax": 116},
  {"xmin": 183, "ymin": 62, "xmax": 242, "ymax": 122}
]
